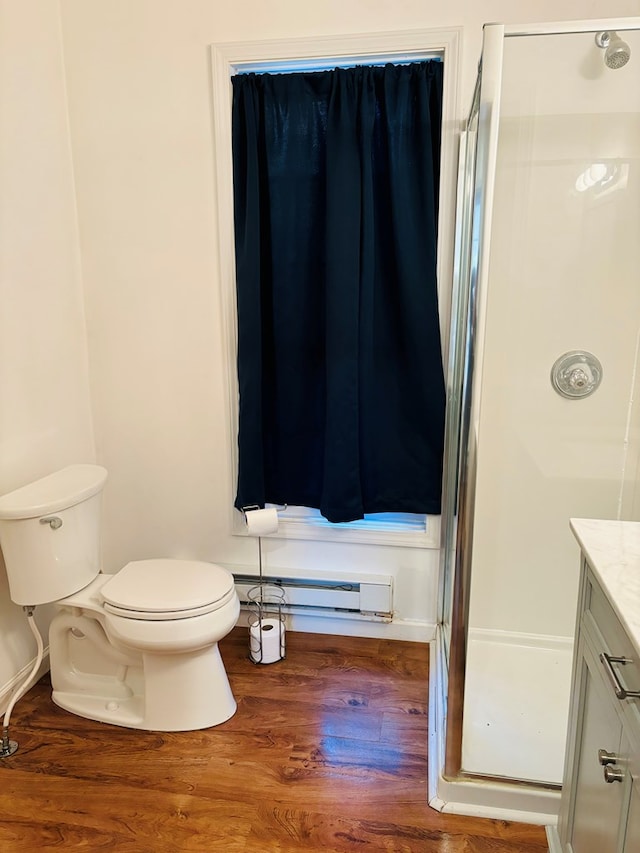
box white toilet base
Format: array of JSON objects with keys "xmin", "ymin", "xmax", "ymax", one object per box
[
  {"xmin": 143, "ymin": 644, "xmax": 237, "ymax": 730},
  {"xmin": 52, "ymin": 690, "xmax": 145, "ymax": 729},
  {"xmin": 49, "ymin": 589, "xmax": 240, "ymax": 732},
  {"xmin": 52, "ymin": 642, "xmax": 237, "ymax": 731}
]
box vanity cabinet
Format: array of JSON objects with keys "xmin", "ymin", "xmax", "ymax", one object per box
[{"xmin": 554, "ymin": 530, "xmax": 640, "ymax": 853}]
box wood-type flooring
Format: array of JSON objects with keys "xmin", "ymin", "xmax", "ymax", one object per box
[{"xmin": 0, "ymin": 627, "xmax": 549, "ymax": 852}]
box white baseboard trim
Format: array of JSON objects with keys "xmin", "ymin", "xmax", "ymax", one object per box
[
  {"xmin": 428, "ymin": 630, "xmax": 560, "ymax": 827},
  {"xmin": 546, "ymin": 825, "xmax": 562, "ymax": 852},
  {"xmin": 468, "ymin": 626, "xmax": 573, "ymax": 651},
  {"xmin": 0, "ymin": 649, "xmax": 50, "ymax": 716},
  {"xmin": 236, "ymin": 608, "xmax": 435, "ymax": 642}
]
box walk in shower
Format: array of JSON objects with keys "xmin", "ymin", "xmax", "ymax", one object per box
[{"xmin": 435, "ymin": 18, "xmax": 640, "ymax": 819}]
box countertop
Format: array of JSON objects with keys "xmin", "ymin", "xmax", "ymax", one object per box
[{"xmin": 571, "ymin": 518, "xmax": 640, "ymax": 657}]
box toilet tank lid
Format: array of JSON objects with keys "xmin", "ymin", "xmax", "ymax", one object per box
[{"xmin": 0, "ymin": 464, "xmax": 108, "ymax": 519}]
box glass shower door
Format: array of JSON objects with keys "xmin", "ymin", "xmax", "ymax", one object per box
[
  {"xmin": 458, "ymin": 23, "xmax": 640, "ymax": 785},
  {"xmin": 437, "ymin": 21, "xmax": 640, "ymax": 793}
]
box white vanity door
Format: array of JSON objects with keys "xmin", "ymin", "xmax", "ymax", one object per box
[
  {"xmin": 623, "ymin": 752, "xmax": 640, "ymax": 853},
  {"xmin": 570, "ymin": 646, "xmax": 626, "ymax": 853}
]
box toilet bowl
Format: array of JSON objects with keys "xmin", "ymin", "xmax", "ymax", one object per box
[
  {"xmin": 0, "ymin": 466, "xmax": 240, "ymax": 731},
  {"xmin": 50, "ymin": 560, "xmax": 240, "ymax": 731}
]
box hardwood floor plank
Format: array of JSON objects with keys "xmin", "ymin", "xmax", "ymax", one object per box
[
  {"xmin": 326, "ymin": 800, "xmax": 550, "ymax": 844},
  {"xmin": 226, "ymin": 667, "xmax": 429, "ymax": 716},
  {"xmin": 243, "ymin": 805, "xmax": 549, "ymax": 853},
  {"xmin": 380, "ymin": 709, "xmax": 430, "ymax": 745},
  {"xmin": 287, "ymin": 733, "xmax": 425, "ymax": 777},
  {"xmin": 246, "ymin": 807, "xmax": 456, "ymax": 853},
  {"xmin": 196, "ymin": 763, "xmax": 429, "ymax": 809},
  {"xmin": 225, "ymin": 695, "xmax": 384, "ymax": 743},
  {"xmin": 366, "ymin": 682, "xmax": 428, "ymax": 715},
  {"xmin": 0, "ymin": 771, "xmax": 253, "ymax": 852},
  {"xmin": 8, "ymin": 728, "xmax": 211, "ymax": 794}
]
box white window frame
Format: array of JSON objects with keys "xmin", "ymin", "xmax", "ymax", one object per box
[{"xmin": 210, "ymin": 28, "xmax": 461, "ymax": 550}]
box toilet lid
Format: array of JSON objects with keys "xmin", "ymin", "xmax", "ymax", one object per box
[{"xmin": 101, "ymin": 559, "xmax": 235, "ymax": 620}]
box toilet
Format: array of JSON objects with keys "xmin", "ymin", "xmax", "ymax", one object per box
[{"xmin": 0, "ymin": 464, "xmax": 240, "ymax": 731}]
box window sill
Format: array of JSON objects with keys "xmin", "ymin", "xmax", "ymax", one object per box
[{"xmin": 233, "ymin": 510, "xmax": 441, "ymax": 549}]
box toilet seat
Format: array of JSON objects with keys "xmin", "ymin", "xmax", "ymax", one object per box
[{"xmin": 100, "ymin": 559, "xmax": 236, "ymax": 621}]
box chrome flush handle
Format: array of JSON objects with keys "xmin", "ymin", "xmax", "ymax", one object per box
[{"xmin": 40, "ymin": 516, "xmax": 63, "ymax": 530}]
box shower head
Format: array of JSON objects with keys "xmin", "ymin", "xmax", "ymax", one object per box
[{"xmin": 595, "ymin": 31, "xmax": 631, "ymax": 69}]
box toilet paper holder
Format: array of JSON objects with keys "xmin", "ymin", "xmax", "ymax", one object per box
[
  {"xmin": 240, "ymin": 505, "xmax": 287, "ymax": 663},
  {"xmin": 240, "ymin": 503, "xmax": 288, "ymax": 515},
  {"xmin": 247, "ymin": 584, "xmax": 286, "ymax": 664}
]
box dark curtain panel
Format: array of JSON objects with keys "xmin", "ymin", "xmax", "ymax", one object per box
[{"xmin": 232, "ymin": 61, "xmax": 445, "ymax": 523}]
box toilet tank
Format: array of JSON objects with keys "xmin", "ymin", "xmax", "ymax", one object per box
[{"xmin": 0, "ymin": 465, "xmax": 108, "ymax": 606}]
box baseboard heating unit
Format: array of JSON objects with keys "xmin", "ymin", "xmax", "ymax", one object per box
[{"xmin": 231, "ymin": 568, "xmax": 393, "ymax": 622}]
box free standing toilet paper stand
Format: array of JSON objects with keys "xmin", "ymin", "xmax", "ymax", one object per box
[
  {"xmin": 247, "ymin": 581, "xmax": 286, "ymax": 664},
  {"xmin": 242, "ymin": 506, "xmax": 286, "ymax": 664}
]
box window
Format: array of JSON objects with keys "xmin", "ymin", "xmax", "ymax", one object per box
[
  {"xmin": 211, "ymin": 30, "xmax": 461, "ymax": 547},
  {"xmin": 267, "ymin": 504, "xmax": 441, "ymax": 549}
]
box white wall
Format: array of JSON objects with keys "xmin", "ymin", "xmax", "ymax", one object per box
[
  {"xmin": 0, "ymin": 1, "xmax": 94, "ymax": 705},
  {"xmin": 53, "ymin": 0, "xmax": 640, "ymax": 643}
]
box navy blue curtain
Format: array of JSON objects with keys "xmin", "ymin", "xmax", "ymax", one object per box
[{"xmin": 232, "ymin": 61, "xmax": 445, "ymax": 523}]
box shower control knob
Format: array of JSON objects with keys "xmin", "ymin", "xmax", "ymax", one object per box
[
  {"xmin": 551, "ymin": 351, "xmax": 602, "ymax": 399},
  {"xmin": 568, "ymin": 367, "xmax": 589, "ymax": 390}
]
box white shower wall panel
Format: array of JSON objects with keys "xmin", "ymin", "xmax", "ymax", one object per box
[
  {"xmin": 463, "ymin": 31, "xmax": 640, "ymax": 782},
  {"xmin": 471, "ymin": 112, "xmax": 640, "ymax": 638},
  {"xmin": 462, "ymin": 629, "xmax": 573, "ymax": 784}
]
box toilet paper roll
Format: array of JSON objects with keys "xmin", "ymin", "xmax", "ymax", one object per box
[
  {"xmin": 244, "ymin": 507, "xmax": 279, "ymax": 536},
  {"xmin": 249, "ymin": 617, "xmax": 285, "ymax": 664}
]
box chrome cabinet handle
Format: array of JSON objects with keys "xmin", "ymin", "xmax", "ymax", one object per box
[
  {"xmin": 604, "ymin": 765, "xmax": 625, "ymax": 783},
  {"xmin": 598, "ymin": 749, "xmax": 619, "ymax": 766},
  {"xmin": 599, "ymin": 652, "xmax": 640, "ymax": 699}
]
